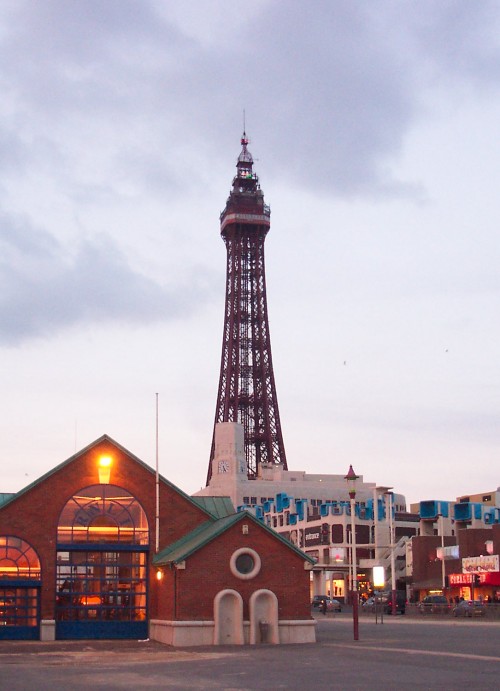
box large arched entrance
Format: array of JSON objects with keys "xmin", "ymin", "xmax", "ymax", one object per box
[
  {"xmin": 56, "ymin": 484, "xmax": 149, "ymax": 639},
  {"xmin": 0, "ymin": 536, "xmax": 41, "ymax": 640}
]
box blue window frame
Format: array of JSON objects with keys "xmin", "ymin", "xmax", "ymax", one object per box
[{"xmin": 55, "ymin": 485, "xmax": 149, "ymax": 636}]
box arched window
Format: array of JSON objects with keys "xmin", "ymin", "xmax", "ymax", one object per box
[
  {"xmin": 0, "ymin": 537, "xmax": 40, "ymax": 631},
  {"xmin": 55, "ymin": 485, "xmax": 149, "ymax": 630},
  {"xmin": 57, "ymin": 484, "xmax": 148, "ymax": 545},
  {"xmin": 0, "ymin": 537, "xmax": 41, "ymax": 579}
]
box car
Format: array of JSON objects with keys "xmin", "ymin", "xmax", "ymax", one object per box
[
  {"xmin": 418, "ymin": 595, "xmax": 450, "ymax": 614},
  {"xmin": 327, "ymin": 599, "xmax": 342, "ymax": 612},
  {"xmin": 452, "ymin": 600, "xmax": 485, "ymax": 617},
  {"xmin": 311, "ymin": 596, "xmax": 342, "ymax": 612},
  {"xmin": 362, "ymin": 591, "xmax": 406, "ymax": 615},
  {"xmin": 379, "ymin": 591, "xmax": 406, "ymax": 615}
]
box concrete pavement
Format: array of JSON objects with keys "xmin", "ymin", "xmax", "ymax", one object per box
[{"xmin": 0, "ymin": 614, "xmax": 498, "ymax": 689}]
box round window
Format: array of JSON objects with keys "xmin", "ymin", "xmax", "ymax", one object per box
[
  {"xmin": 230, "ymin": 548, "xmax": 261, "ymax": 580},
  {"xmin": 235, "ymin": 553, "xmax": 254, "ymax": 574}
]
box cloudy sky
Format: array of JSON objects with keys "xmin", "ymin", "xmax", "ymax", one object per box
[{"xmin": 1, "ymin": 0, "xmax": 499, "ymax": 507}]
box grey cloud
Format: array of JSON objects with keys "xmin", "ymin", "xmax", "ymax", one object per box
[
  {"xmin": 0, "ymin": 212, "xmax": 217, "ymax": 346},
  {"xmin": 411, "ymin": 1, "xmax": 500, "ymax": 86},
  {"xmin": 1, "ymin": 1, "xmax": 499, "ymax": 202}
]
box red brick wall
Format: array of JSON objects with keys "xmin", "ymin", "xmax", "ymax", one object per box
[
  {"xmin": 411, "ymin": 535, "xmax": 459, "ymax": 584},
  {"xmin": 0, "ymin": 438, "xmax": 210, "ymax": 619},
  {"xmin": 457, "ymin": 527, "xmax": 494, "ymax": 557},
  {"xmin": 154, "ymin": 518, "xmax": 312, "ymax": 622},
  {"xmin": 412, "ymin": 527, "xmax": 500, "ymax": 591}
]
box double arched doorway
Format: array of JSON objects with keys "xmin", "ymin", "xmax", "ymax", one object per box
[{"xmin": 56, "ymin": 484, "xmax": 149, "ymax": 639}]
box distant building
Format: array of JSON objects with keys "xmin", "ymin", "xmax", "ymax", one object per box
[
  {"xmin": 197, "ymin": 422, "xmax": 417, "ymax": 599},
  {"xmin": 406, "ymin": 498, "xmax": 500, "ymax": 602}
]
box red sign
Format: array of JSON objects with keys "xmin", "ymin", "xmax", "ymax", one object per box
[{"xmin": 449, "ymin": 572, "xmax": 500, "ymax": 586}]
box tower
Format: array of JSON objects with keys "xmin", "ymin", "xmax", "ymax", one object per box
[{"xmin": 207, "ymin": 133, "xmax": 288, "ymax": 484}]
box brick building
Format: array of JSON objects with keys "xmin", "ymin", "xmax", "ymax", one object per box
[
  {"xmin": 0, "ymin": 434, "xmax": 315, "ymax": 645},
  {"xmin": 408, "ymin": 523, "xmax": 500, "ymax": 602}
]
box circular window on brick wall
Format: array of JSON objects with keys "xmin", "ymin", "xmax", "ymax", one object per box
[{"xmin": 230, "ymin": 547, "xmax": 261, "ymax": 580}]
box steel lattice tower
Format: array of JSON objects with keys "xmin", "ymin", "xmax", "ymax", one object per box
[{"xmin": 207, "ymin": 133, "xmax": 287, "ymax": 484}]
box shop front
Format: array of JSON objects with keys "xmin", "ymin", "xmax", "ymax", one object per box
[{"xmin": 448, "ymin": 570, "xmax": 500, "ymax": 602}]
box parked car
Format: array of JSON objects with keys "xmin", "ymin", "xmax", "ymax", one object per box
[
  {"xmin": 452, "ymin": 600, "xmax": 485, "ymax": 617},
  {"xmin": 418, "ymin": 595, "xmax": 450, "ymax": 614},
  {"xmin": 311, "ymin": 596, "xmax": 342, "ymax": 612},
  {"xmin": 327, "ymin": 599, "xmax": 342, "ymax": 612},
  {"xmin": 362, "ymin": 591, "xmax": 406, "ymax": 615},
  {"xmin": 380, "ymin": 591, "xmax": 406, "ymax": 615}
]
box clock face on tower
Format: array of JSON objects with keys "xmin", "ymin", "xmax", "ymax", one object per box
[{"xmin": 218, "ymin": 460, "xmax": 229, "ymax": 473}]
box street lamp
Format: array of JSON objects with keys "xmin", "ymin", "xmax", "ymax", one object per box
[
  {"xmin": 386, "ymin": 491, "xmax": 396, "ymax": 616},
  {"xmin": 375, "ymin": 486, "xmax": 396, "ymax": 616},
  {"xmin": 345, "ymin": 464, "xmax": 359, "ymax": 641},
  {"xmin": 438, "ymin": 513, "xmax": 446, "ymax": 592}
]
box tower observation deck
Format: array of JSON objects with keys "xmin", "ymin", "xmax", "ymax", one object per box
[{"xmin": 207, "ymin": 133, "xmax": 288, "ymax": 484}]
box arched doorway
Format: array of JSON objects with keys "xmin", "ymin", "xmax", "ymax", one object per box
[
  {"xmin": 56, "ymin": 484, "xmax": 149, "ymax": 639},
  {"xmin": 213, "ymin": 590, "xmax": 244, "ymax": 645},
  {"xmin": 0, "ymin": 536, "xmax": 41, "ymax": 640},
  {"xmin": 249, "ymin": 589, "xmax": 279, "ymax": 644}
]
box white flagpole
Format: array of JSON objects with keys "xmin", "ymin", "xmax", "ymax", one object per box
[{"xmin": 155, "ymin": 392, "xmax": 160, "ymax": 553}]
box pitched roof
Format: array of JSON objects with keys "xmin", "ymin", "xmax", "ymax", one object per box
[
  {"xmin": 153, "ymin": 510, "xmax": 315, "ymax": 565},
  {"xmin": 0, "ymin": 435, "xmax": 218, "ymax": 521},
  {"xmin": 0, "ymin": 493, "xmax": 15, "ymax": 508},
  {"xmin": 190, "ymin": 495, "xmax": 235, "ymax": 519}
]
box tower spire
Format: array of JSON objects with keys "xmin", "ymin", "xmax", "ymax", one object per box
[{"xmin": 207, "ymin": 133, "xmax": 287, "ymax": 484}]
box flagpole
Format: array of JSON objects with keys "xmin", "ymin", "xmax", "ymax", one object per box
[{"xmin": 155, "ymin": 392, "xmax": 160, "ymax": 553}]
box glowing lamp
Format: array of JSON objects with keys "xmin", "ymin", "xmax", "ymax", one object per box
[
  {"xmin": 373, "ymin": 566, "xmax": 385, "ymax": 589},
  {"xmin": 98, "ymin": 455, "xmax": 113, "ymax": 484},
  {"xmin": 156, "ymin": 569, "xmax": 163, "ymax": 581}
]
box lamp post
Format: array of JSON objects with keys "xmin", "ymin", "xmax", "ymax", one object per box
[
  {"xmin": 345, "ymin": 464, "xmax": 359, "ymax": 641},
  {"xmin": 386, "ymin": 491, "xmax": 396, "ymax": 616},
  {"xmin": 375, "ymin": 486, "xmax": 395, "ymax": 616},
  {"xmin": 438, "ymin": 513, "xmax": 446, "ymax": 592}
]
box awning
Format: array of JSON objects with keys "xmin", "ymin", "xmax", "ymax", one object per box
[{"xmin": 449, "ymin": 572, "xmax": 500, "ymax": 587}]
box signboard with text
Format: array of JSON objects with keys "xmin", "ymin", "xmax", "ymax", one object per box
[
  {"xmin": 304, "ymin": 526, "xmax": 322, "ymax": 547},
  {"xmin": 462, "ymin": 555, "xmax": 499, "ymax": 574},
  {"xmin": 449, "ymin": 571, "xmax": 500, "ymax": 587}
]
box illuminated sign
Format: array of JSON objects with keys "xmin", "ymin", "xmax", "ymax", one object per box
[
  {"xmin": 330, "ymin": 547, "xmax": 346, "ymax": 563},
  {"xmin": 449, "ymin": 571, "xmax": 500, "ymax": 586},
  {"xmin": 462, "ymin": 555, "xmax": 499, "ymax": 574},
  {"xmin": 373, "ymin": 566, "xmax": 385, "ymax": 588}
]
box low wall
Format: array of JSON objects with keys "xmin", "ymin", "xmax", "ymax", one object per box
[{"xmin": 150, "ymin": 619, "xmax": 316, "ymax": 646}]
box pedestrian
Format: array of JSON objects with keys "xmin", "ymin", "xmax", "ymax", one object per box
[{"xmin": 320, "ymin": 599, "xmax": 327, "ymax": 615}]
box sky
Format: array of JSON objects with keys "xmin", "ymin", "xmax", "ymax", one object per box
[{"xmin": 0, "ymin": 0, "xmax": 499, "ymax": 507}]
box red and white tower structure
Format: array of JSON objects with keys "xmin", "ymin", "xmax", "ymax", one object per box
[{"xmin": 207, "ymin": 133, "xmax": 287, "ymax": 483}]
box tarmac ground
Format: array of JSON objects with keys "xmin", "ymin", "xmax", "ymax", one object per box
[{"xmin": 0, "ymin": 612, "xmax": 499, "ymax": 690}]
